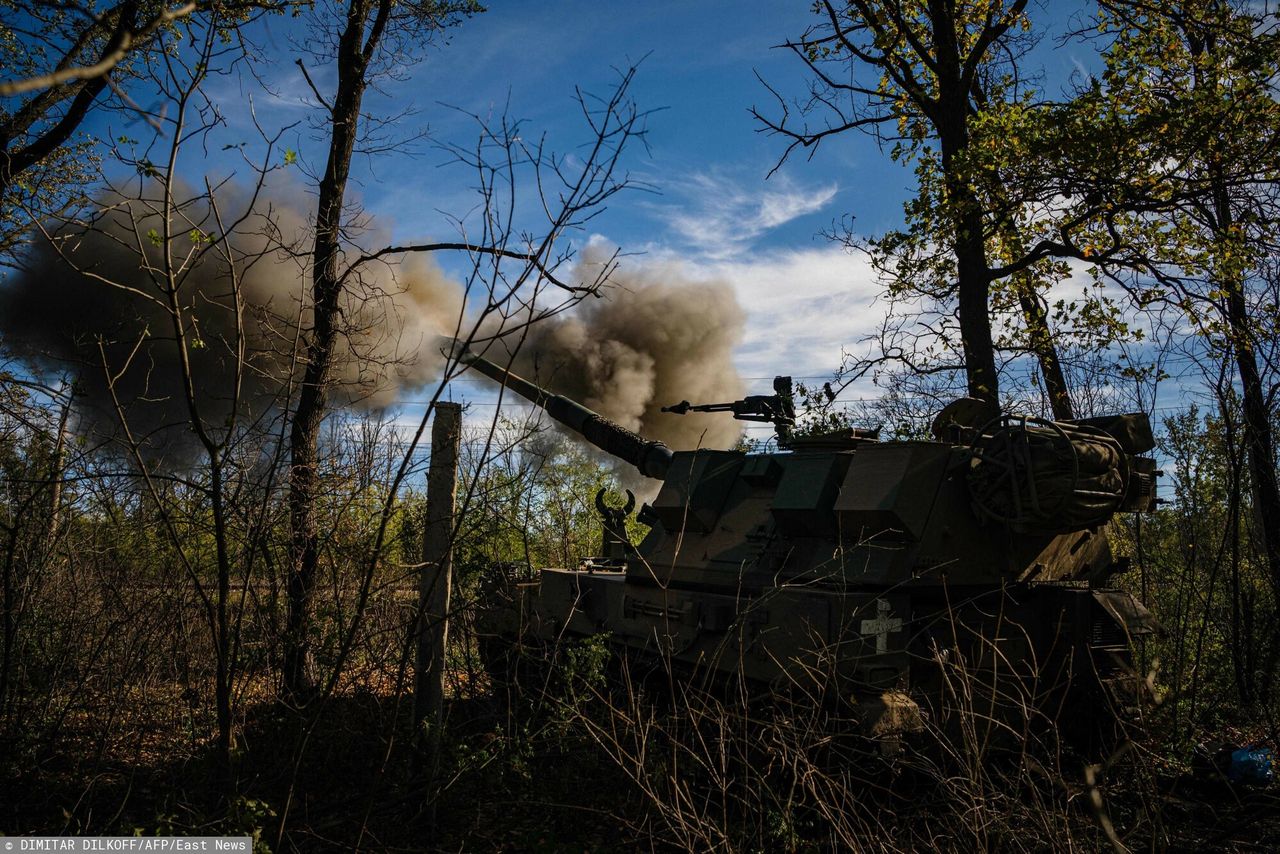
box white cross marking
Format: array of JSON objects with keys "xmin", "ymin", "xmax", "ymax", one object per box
[{"xmin": 860, "ymin": 598, "xmax": 903, "ymax": 654}]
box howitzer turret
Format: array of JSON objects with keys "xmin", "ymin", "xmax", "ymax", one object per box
[
  {"xmin": 466, "ymin": 352, "xmax": 1162, "ymax": 744},
  {"xmin": 458, "ymin": 348, "xmax": 674, "ymax": 479}
]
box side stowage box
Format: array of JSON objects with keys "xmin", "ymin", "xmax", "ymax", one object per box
[
  {"xmin": 651, "ymin": 450, "xmax": 745, "ymax": 533},
  {"xmin": 770, "ymin": 452, "xmax": 853, "ymax": 536},
  {"xmin": 833, "ymin": 443, "xmax": 952, "ymax": 542}
]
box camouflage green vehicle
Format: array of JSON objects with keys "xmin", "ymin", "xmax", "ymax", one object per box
[{"xmin": 460, "ymin": 349, "xmax": 1159, "ymax": 738}]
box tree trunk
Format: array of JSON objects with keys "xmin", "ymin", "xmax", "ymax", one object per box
[
  {"xmin": 927, "ymin": 0, "xmax": 1000, "ymax": 417},
  {"xmin": 415, "ymin": 403, "xmax": 461, "ymax": 756},
  {"xmin": 1227, "ymin": 283, "xmax": 1280, "ymax": 603},
  {"xmin": 1210, "ymin": 170, "xmax": 1280, "ymax": 630},
  {"xmin": 283, "ymin": 0, "xmax": 382, "ymax": 702},
  {"xmin": 988, "ymin": 172, "xmax": 1074, "ymax": 420},
  {"xmin": 1015, "ymin": 279, "xmax": 1074, "ymax": 420},
  {"xmin": 211, "ymin": 458, "xmax": 234, "ymax": 780}
]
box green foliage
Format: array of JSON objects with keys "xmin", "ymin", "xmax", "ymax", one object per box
[
  {"xmin": 558, "ymin": 632, "xmax": 611, "ymax": 696},
  {"xmin": 130, "ymin": 795, "xmax": 276, "ymax": 852},
  {"xmin": 454, "ymin": 421, "xmax": 635, "ymax": 577},
  {"xmin": 1049, "ymin": 0, "xmax": 1280, "ymax": 346},
  {"xmin": 1116, "ymin": 407, "xmax": 1278, "ymax": 744},
  {"xmin": 791, "ymin": 380, "xmax": 857, "ymax": 438},
  {"xmin": 222, "ymin": 796, "xmax": 276, "ymax": 852},
  {"xmin": 774, "ymin": 1, "xmax": 1156, "ymax": 415}
]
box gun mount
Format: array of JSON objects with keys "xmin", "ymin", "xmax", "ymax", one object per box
[
  {"xmin": 464, "ymin": 350, "xmax": 1161, "ymax": 742},
  {"xmin": 662, "ymin": 376, "xmax": 798, "ymax": 444}
]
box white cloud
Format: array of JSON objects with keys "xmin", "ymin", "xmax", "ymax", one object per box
[
  {"xmin": 651, "ymin": 172, "xmax": 838, "ymax": 260},
  {"xmin": 611, "ymin": 238, "xmax": 882, "ymax": 385},
  {"xmin": 704, "ymin": 246, "xmax": 881, "ymax": 383}
]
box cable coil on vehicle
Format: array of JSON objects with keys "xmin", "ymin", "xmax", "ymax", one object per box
[{"xmin": 966, "ymin": 415, "xmax": 1129, "ymax": 534}]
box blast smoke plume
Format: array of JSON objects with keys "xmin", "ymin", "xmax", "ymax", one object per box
[
  {"xmin": 0, "ymin": 182, "xmax": 748, "ymax": 474},
  {"xmin": 0, "ymin": 181, "xmax": 463, "ymax": 462},
  {"xmin": 500, "ymin": 246, "xmax": 746, "ymax": 457}
]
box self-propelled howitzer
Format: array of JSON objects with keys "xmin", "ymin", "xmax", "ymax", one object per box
[{"xmin": 462, "ymin": 349, "xmax": 1159, "ymax": 737}]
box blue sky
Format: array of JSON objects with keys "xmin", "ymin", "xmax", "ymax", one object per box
[
  {"xmin": 197, "ymin": 1, "xmax": 922, "ymax": 404},
  {"xmin": 334, "ymin": 0, "xmax": 1102, "ymax": 377}
]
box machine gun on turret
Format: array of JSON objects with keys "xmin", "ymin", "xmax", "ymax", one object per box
[{"xmin": 661, "ymin": 376, "xmax": 797, "ymax": 444}]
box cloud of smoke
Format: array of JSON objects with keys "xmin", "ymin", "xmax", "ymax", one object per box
[
  {"xmin": 0, "ymin": 181, "xmax": 748, "ymax": 478},
  {"xmin": 0, "ymin": 180, "xmax": 464, "ymax": 461},
  {"xmin": 503, "ymin": 246, "xmax": 747, "ymax": 457}
]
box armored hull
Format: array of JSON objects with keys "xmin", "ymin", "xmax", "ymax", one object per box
[{"xmin": 462, "ymin": 349, "xmax": 1158, "ymax": 732}]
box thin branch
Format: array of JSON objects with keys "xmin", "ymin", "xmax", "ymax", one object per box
[
  {"xmin": 294, "ymin": 59, "xmax": 332, "ymax": 111},
  {"xmin": 1, "ymin": 2, "xmax": 195, "ymax": 97},
  {"xmin": 342, "ymin": 244, "xmax": 595, "ymax": 296}
]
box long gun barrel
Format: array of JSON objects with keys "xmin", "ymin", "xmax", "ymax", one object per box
[{"xmin": 458, "ymin": 349, "xmax": 674, "ymax": 480}]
